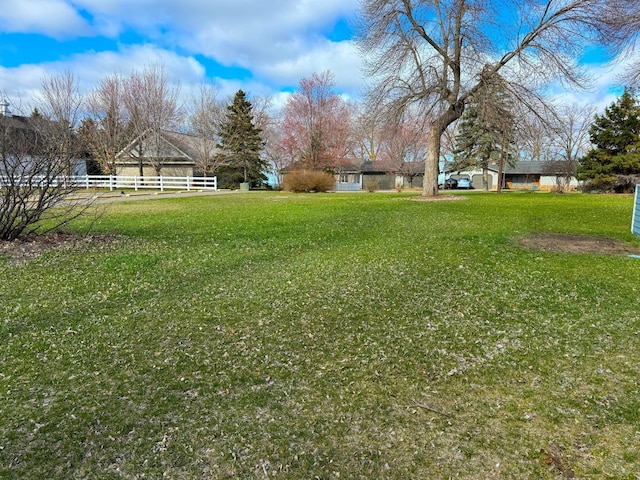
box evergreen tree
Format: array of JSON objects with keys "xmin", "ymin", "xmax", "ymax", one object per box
[
  {"xmin": 216, "ymin": 90, "xmax": 266, "ymax": 188},
  {"xmin": 577, "ymin": 90, "xmax": 640, "ymax": 192},
  {"xmin": 453, "ymin": 72, "xmax": 516, "ymax": 190}
]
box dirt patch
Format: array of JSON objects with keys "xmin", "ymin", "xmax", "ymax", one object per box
[
  {"xmin": 520, "ymin": 233, "xmax": 640, "ymax": 255},
  {"xmin": 411, "ymin": 195, "xmax": 468, "ymax": 202},
  {"xmin": 0, "ymin": 232, "xmax": 121, "ymax": 265}
]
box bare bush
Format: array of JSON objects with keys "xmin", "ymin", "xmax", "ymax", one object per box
[
  {"xmin": 0, "ymin": 73, "xmax": 94, "ymax": 241},
  {"xmin": 363, "ymin": 176, "xmax": 380, "ymax": 192},
  {"xmin": 282, "ymin": 170, "xmax": 335, "ymax": 193},
  {"xmin": 0, "ymin": 116, "xmax": 91, "ymax": 240}
]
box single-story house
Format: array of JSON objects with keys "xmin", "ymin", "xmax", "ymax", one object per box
[
  {"xmin": 332, "ymin": 158, "xmax": 579, "ymax": 192},
  {"xmin": 456, "ymin": 160, "xmax": 579, "ymax": 191},
  {"xmin": 334, "ymin": 160, "xmax": 428, "ymax": 191},
  {"xmin": 115, "ymin": 129, "xmax": 216, "ymax": 177}
]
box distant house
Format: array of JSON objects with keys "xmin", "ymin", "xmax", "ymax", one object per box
[
  {"xmin": 334, "ymin": 160, "xmax": 427, "ymax": 191},
  {"xmin": 0, "ymin": 101, "xmax": 87, "ymax": 176},
  {"xmin": 332, "ymin": 158, "xmax": 580, "ymax": 192},
  {"xmin": 455, "ymin": 161, "xmax": 580, "ymax": 191},
  {"xmin": 115, "ymin": 129, "xmax": 216, "ymax": 177}
]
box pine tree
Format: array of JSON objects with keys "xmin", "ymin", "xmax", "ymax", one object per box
[
  {"xmin": 577, "ymin": 90, "xmax": 640, "ymax": 192},
  {"xmin": 453, "ymin": 72, "xmax": 516, "ymax": 190},
  {"xmin": 216, "ymin": 90, "xmax": 266, "ymax": 188}
]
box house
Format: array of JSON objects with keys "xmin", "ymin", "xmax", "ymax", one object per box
[
  {"xmin": 331, "ymin": 158, "xmax": 579, "ymax": 192},
  {"xmin": 115, "ymin": 129, "xmax": 216, "ymax": 177},
  {"xmin": 456, "ymin": 160, "xmax": 580, "ymax": 191},
  {"xmin": 0, "ymin": 100, "xmax": 87, "ymax": 176},
  {"xmin": 334, "ymin": 160, "xmax": 428, "ymax": 191}
]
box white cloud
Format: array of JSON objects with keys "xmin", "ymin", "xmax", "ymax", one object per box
[
  {"xmin": 0, "ymin": 45, "xmax": 206, "ymax": 112},
  {"xmin": 0, "ymin": 64, "xmax": 49, "ymax": 114},
  {"xmin": 548, "ymin": 54, "xmax": 634, "ymax": 112},
  {"xmin": 0, "ymin": 0, "xmax": 364, "ymax": 106},
  {"xmin": 0, "ymin": 0, "xmax": 90, "ymax": 37},
  {"xmin": 71, "ymin": 0, "xmax": 361, "ymax": 89},
  {"xmin": 255, "ymin": 40, "xmax": 363, "ymax": 95},
  {"xmin": 10, "ymin": 0, "xmax": 629, "ymax": 115}
]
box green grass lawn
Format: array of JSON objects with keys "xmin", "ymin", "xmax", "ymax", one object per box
[{"xmin": 1, "ymin": 191, "xmax": 639, "ymax": 479}]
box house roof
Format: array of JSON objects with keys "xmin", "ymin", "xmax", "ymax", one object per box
[
  {"xmin": 161, "ymin": 131, "xmax": 205, "ymax": 160},
  {"xmin": 486, "ymin": 160, "xmax": 576, "ymax": 175},
  {"xmin": 281, "ymin": 158, "xmax": 426, "ymax": 175},
  {"xmin": 116, "ymin": 129, "xmax": 216, "ymax": 164}
]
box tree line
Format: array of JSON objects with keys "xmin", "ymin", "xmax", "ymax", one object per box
[{"xmin": 5, "ymin": 63, "xmax": 631, "ymax": 194}]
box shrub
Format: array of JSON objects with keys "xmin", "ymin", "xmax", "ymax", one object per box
[
  {"xmin": 282, "ymin": 170, "xmax": 335, "ymax": 193},
  {"xmin": 363, "ymin": 176, "xmax": 380, "ymax": 192}
]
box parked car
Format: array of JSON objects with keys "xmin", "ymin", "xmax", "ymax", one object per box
[
  {"xmin": 444, "ymin": 177, "xmax": 458, "ymax": 189},
  {"xmin": 456, "ymin": 176, "xmax": 472, "ymax": 189}
]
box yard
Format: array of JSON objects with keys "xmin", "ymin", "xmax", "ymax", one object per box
[{"xmin": 1, "ymin": 191, "xmax": 639, "ymax": 478}]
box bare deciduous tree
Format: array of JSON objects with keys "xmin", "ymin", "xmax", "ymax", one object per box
[
  {"xmin": 250, "ymin": 95, "xmax": 274, "ymax": 133},
  {"xmin": 546, "ymin": 103, "xmax": 595, "ymax": 192},
  {"xmin": 381, "ymin": 109, "xmax": 429, "ymax": 187},
  {"xmin": 262, "ymin": 109, "xmax": 297, "ymax": 188},
  {"xmin": 281, "ymin": 71, "xmax": 352, "ymax": 170},
  {"xmin": 351, "ymin": 100, "xmax": 389, "ymax": 163},
  {"xmin": 39, "ymin": 71, "xmax": 84, "ymax": 176},
  {"xmin": 357, "ymin": 0, "xmax": 640, "ymax": 196},
  {"xmin": 187, "ymin": 83, "xmax": 226, "ymax": 176},
  {"xmin": 85, "ymin": 74, "xmax": 129, "ymax": 175},
  {"xmin": 122, "ymin": 64, "xmax": 182, "ymax": 176},
  {"xmin": 598, "ymin": 1, "xmax": 640, "ymax": 87}
]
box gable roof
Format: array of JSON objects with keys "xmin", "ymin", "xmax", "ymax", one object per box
[
  {"xmin": 115, "ymin": 129, "xmax": 215, "ymax": 165},
  {"xmin": 160, "ymin": 130, "xmax": 204, "ymax": 160}
]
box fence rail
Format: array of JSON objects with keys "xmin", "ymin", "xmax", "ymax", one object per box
[{"xmin": 1, "ymin": 175, "xmax": 218, "ymax": 192}]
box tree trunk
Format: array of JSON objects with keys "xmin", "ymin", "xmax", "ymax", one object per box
[
  {"xmin": 422, "ymin": 127, "xmax": 441, "ymax": 196},
  {"xmin": 422, "ymin": 107, "xmax": 463, "ymax": 197}
]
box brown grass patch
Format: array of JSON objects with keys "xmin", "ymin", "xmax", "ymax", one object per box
[
  {"xmin": 520, "ymin": 233, "xmax": 640, "ymax": 255},
  {"xmin": 0, "ymin": 232, "xmax": 120, "ymax": 265}
]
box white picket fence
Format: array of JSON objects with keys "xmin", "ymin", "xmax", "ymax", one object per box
[{"xmin": 1, "ymin": 174, "xmax": 218, "ymax": 192}]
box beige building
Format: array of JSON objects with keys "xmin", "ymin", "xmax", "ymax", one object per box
[{"xmin": 115, "ymin": 129, "xmax": 218, "ymax": 177}]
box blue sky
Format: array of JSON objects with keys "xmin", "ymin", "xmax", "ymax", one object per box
[
  {"xmin": 0, "ymin": 0, "xmax": 630, "ymax": 114},
  {"xmin": 0, "ymin": 0, "xmax": 362, "ymax": 112}
]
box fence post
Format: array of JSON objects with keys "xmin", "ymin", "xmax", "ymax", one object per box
[
  {"xmin": 187, "ymin": 177, "xmax": 191, "ymax": 191},
  {"xmin": 160, "ymin": 176, "xmax": 164, "ymax": 192},
  {"xmin": 135, "ymin": 176, "xmax": 138, "ymax": 191}
]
